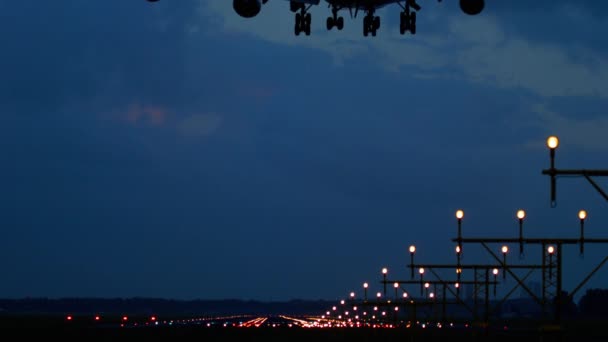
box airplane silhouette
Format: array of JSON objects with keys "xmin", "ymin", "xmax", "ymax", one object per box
[{"xmin": 146, "ymin": 0, "xmax": 485, "ymax": 37}]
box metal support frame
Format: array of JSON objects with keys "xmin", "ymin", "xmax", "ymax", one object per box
[
  {"xmin": 453, "ymin": 236, "xmax": 608, "ymax": 325},
  {"xmin": 541, "ymin": 136, "xmax": 608, "ymax": 206}
]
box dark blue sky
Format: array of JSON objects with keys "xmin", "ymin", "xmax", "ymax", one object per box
[{"xmin": 1, "ymin": 0, "xmax": 607, "ymax": 302}]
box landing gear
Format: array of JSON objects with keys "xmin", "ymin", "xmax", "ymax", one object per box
[
  {"xmin": 293, "ymin": 4, "xmax": 311, "ymax": 36},
  {"xmin": 400, "ymin": 11, "xmax": 416, "ymax": 34},
  {"xmin": 326, "ymin": 7, "xmax": 344, "ymax": 31},
  {"xmin": 399, "ymin": 2, "xmax": 417, "ymax": 35},
  {"xmin": 363, "ymin": 9, "xmax": 380, "ymax": 37}
]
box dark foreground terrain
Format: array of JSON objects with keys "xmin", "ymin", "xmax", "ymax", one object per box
[
  {"xmin": 3, "ymin": 326, "xmax": 606, "ymax": 342},
  {"xmin": 1, "ymin": 315, "xmax": 607, "ymax": 342}
]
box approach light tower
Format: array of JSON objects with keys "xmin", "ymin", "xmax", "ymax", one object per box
[{"xmin": 542, "ymin": 135, "xmax": 608, "ymax": 207}]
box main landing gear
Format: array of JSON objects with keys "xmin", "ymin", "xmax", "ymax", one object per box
[
  {"xmin": 292, "ymin": 3, "xmax": 311, "ymax": 36},
  {"xmin": 399, "ymin": 1, "xmax": 418, "ymax": 35},
  {"xmin": 326, "ymin": 6, "xmax": 344, "ymax": 31},
  {"xmin": 363, "ymin": 9, "xmax": 380, "ymax": 37}
]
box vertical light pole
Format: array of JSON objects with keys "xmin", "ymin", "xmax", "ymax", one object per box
[
  {"xmin": 424, "ymin": 282, "xmax": 430, "ymax": 299},
  {"xmin": 419, "ymin": 267, "xmax": 425, "ymax": 295},
  {"xmin": 492, "ymin": 268, "xmax": 499, "ymax": 297},
  {"xmin": 456, "ymin": 209, "xmax": 464, "ymax": 253},
  {"xmin": 363, "ymin": 282, "xmax": 368, "ymax": 302},
  {"xmin": 409, "ymin": 245, "xmax": 416, "ymax": 279},
  {"xmin": 548, "ymin": 246, "xmax": 555, "ymax": 280},
  {"xmin": 517, "ymin": 209, "xmax": 526, "ymax": 256},
  {"xmin": 456, "ymin": 245, "xmax": 462, "ymax": 268},
  {"xmin": 579, "ymin": 210, "xmax": 587, "ymax": 256},
  {"xmin": 382, "ymin": 267, "xmax": 388, "ymax": 297},
  {"xmin": 394, "ymin": 282, "xmax": 399, "ymax": 301},
  {"xmin": 546, "ymin": 136, "xmax": 559, "ymax": 207},
  {"xmin": 501, "ymin": 245, "xmax": 508, "ymax": 280}
]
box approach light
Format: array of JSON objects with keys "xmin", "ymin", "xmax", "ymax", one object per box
[
  {"xmin": 547, "ymin": 136, "xmax": 559, "ymax": 149},
  {"xmin": 579, "ymin": 210, "xmax": 587, "ymax": 221}
]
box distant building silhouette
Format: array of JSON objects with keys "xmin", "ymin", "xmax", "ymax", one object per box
[{"xmin": 520, "ymin": 281, "xmax": 541, "ymax": 299}]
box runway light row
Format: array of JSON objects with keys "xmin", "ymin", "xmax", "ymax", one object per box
[{"xmin": 453, "ymin": 209, "xmax": 588, "ymax": 221}]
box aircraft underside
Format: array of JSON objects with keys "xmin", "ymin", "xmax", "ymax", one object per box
[
  {"xmin": 147, "ymin": 0, "xmax": 485, "ymax": 37},
  {"xmin": 288, "ymin": 0, "xmax": 484, "ymax": 37}
]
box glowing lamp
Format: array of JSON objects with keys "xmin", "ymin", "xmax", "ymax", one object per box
[
  {"xmin": 579, "ymin": 210, "xmax": 587, "ymax": 221},
  {"xmin": 547, "ymin": 136, "xmax": 559, "ymax": 149}
]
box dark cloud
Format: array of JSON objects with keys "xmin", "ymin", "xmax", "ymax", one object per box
[
  {"xmin": 0, "ymin": 1, "xmax": 199, "ymax": 114},
  {"xmin": 489, "ymin": 2, "xmax": 608, "ymax": 54},
  {"xmin": 489, "ymin": 0, "xmax": 608, "ymax": 16}
]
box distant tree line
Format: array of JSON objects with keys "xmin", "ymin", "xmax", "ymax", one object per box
[
  {"xmin": 577, "ymin": 288, "xmax": 608, "ymax": 318},
  {"xmin": 550, "ymin": 288, "xmax": 608, "ymax": 319},
  {"xmin": 0, "ymin": 297, "xmax": 333, "ymax": 316},
  {"xmin": 1, "ymin": 288, "xmax": 607, "ymax": 319}
]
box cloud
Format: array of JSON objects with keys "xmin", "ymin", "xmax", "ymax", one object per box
[
  {"xmin": 201, "ymin": 1, "xmax": 608, "ymax": 99},
  {"xmin": 102, "ymin": 102, "xmax": 170, "ymax": 126},
  {"xmin": 528, "ymin": 103, "xmax": 608, "ymax": 150},
  {"xmin": 125, "ymin": 103, "xmax": 168, "ymax": 126},
  {"xmin": 177, "ymin": 113, "xmax": 222, "ymax": 138}
]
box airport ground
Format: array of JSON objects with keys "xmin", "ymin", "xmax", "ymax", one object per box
[{"xmin": 1, "ymin": 314, "xmax": 607, "ymax": 342}]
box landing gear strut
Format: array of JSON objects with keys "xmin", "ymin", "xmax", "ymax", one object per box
[
  {"xmin": 293, "ymin": 4, "xmax": 311, "ymax": 36},
  {"xmin": 363, "ymin": 9, "xmax": 380, "ymax": 37},
  {"xmin": 326, "ymin": 6, "xmax": 344, "ymax": 31},
  {"xmin": 399, "ymin": 1, "xmax": 417, "ymax": 35}
]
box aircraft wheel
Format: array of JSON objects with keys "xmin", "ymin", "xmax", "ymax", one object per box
[
  {"xmin": 337, "ymin": 17, "xmax": 344, "ymax": 30},
  {"xmin": 327, "ymin": 17, "xmax": 334, "ymax": 30},
  {"xmin": 295, "ymin": 13, "xmax": 301, "ymax": 36}
]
